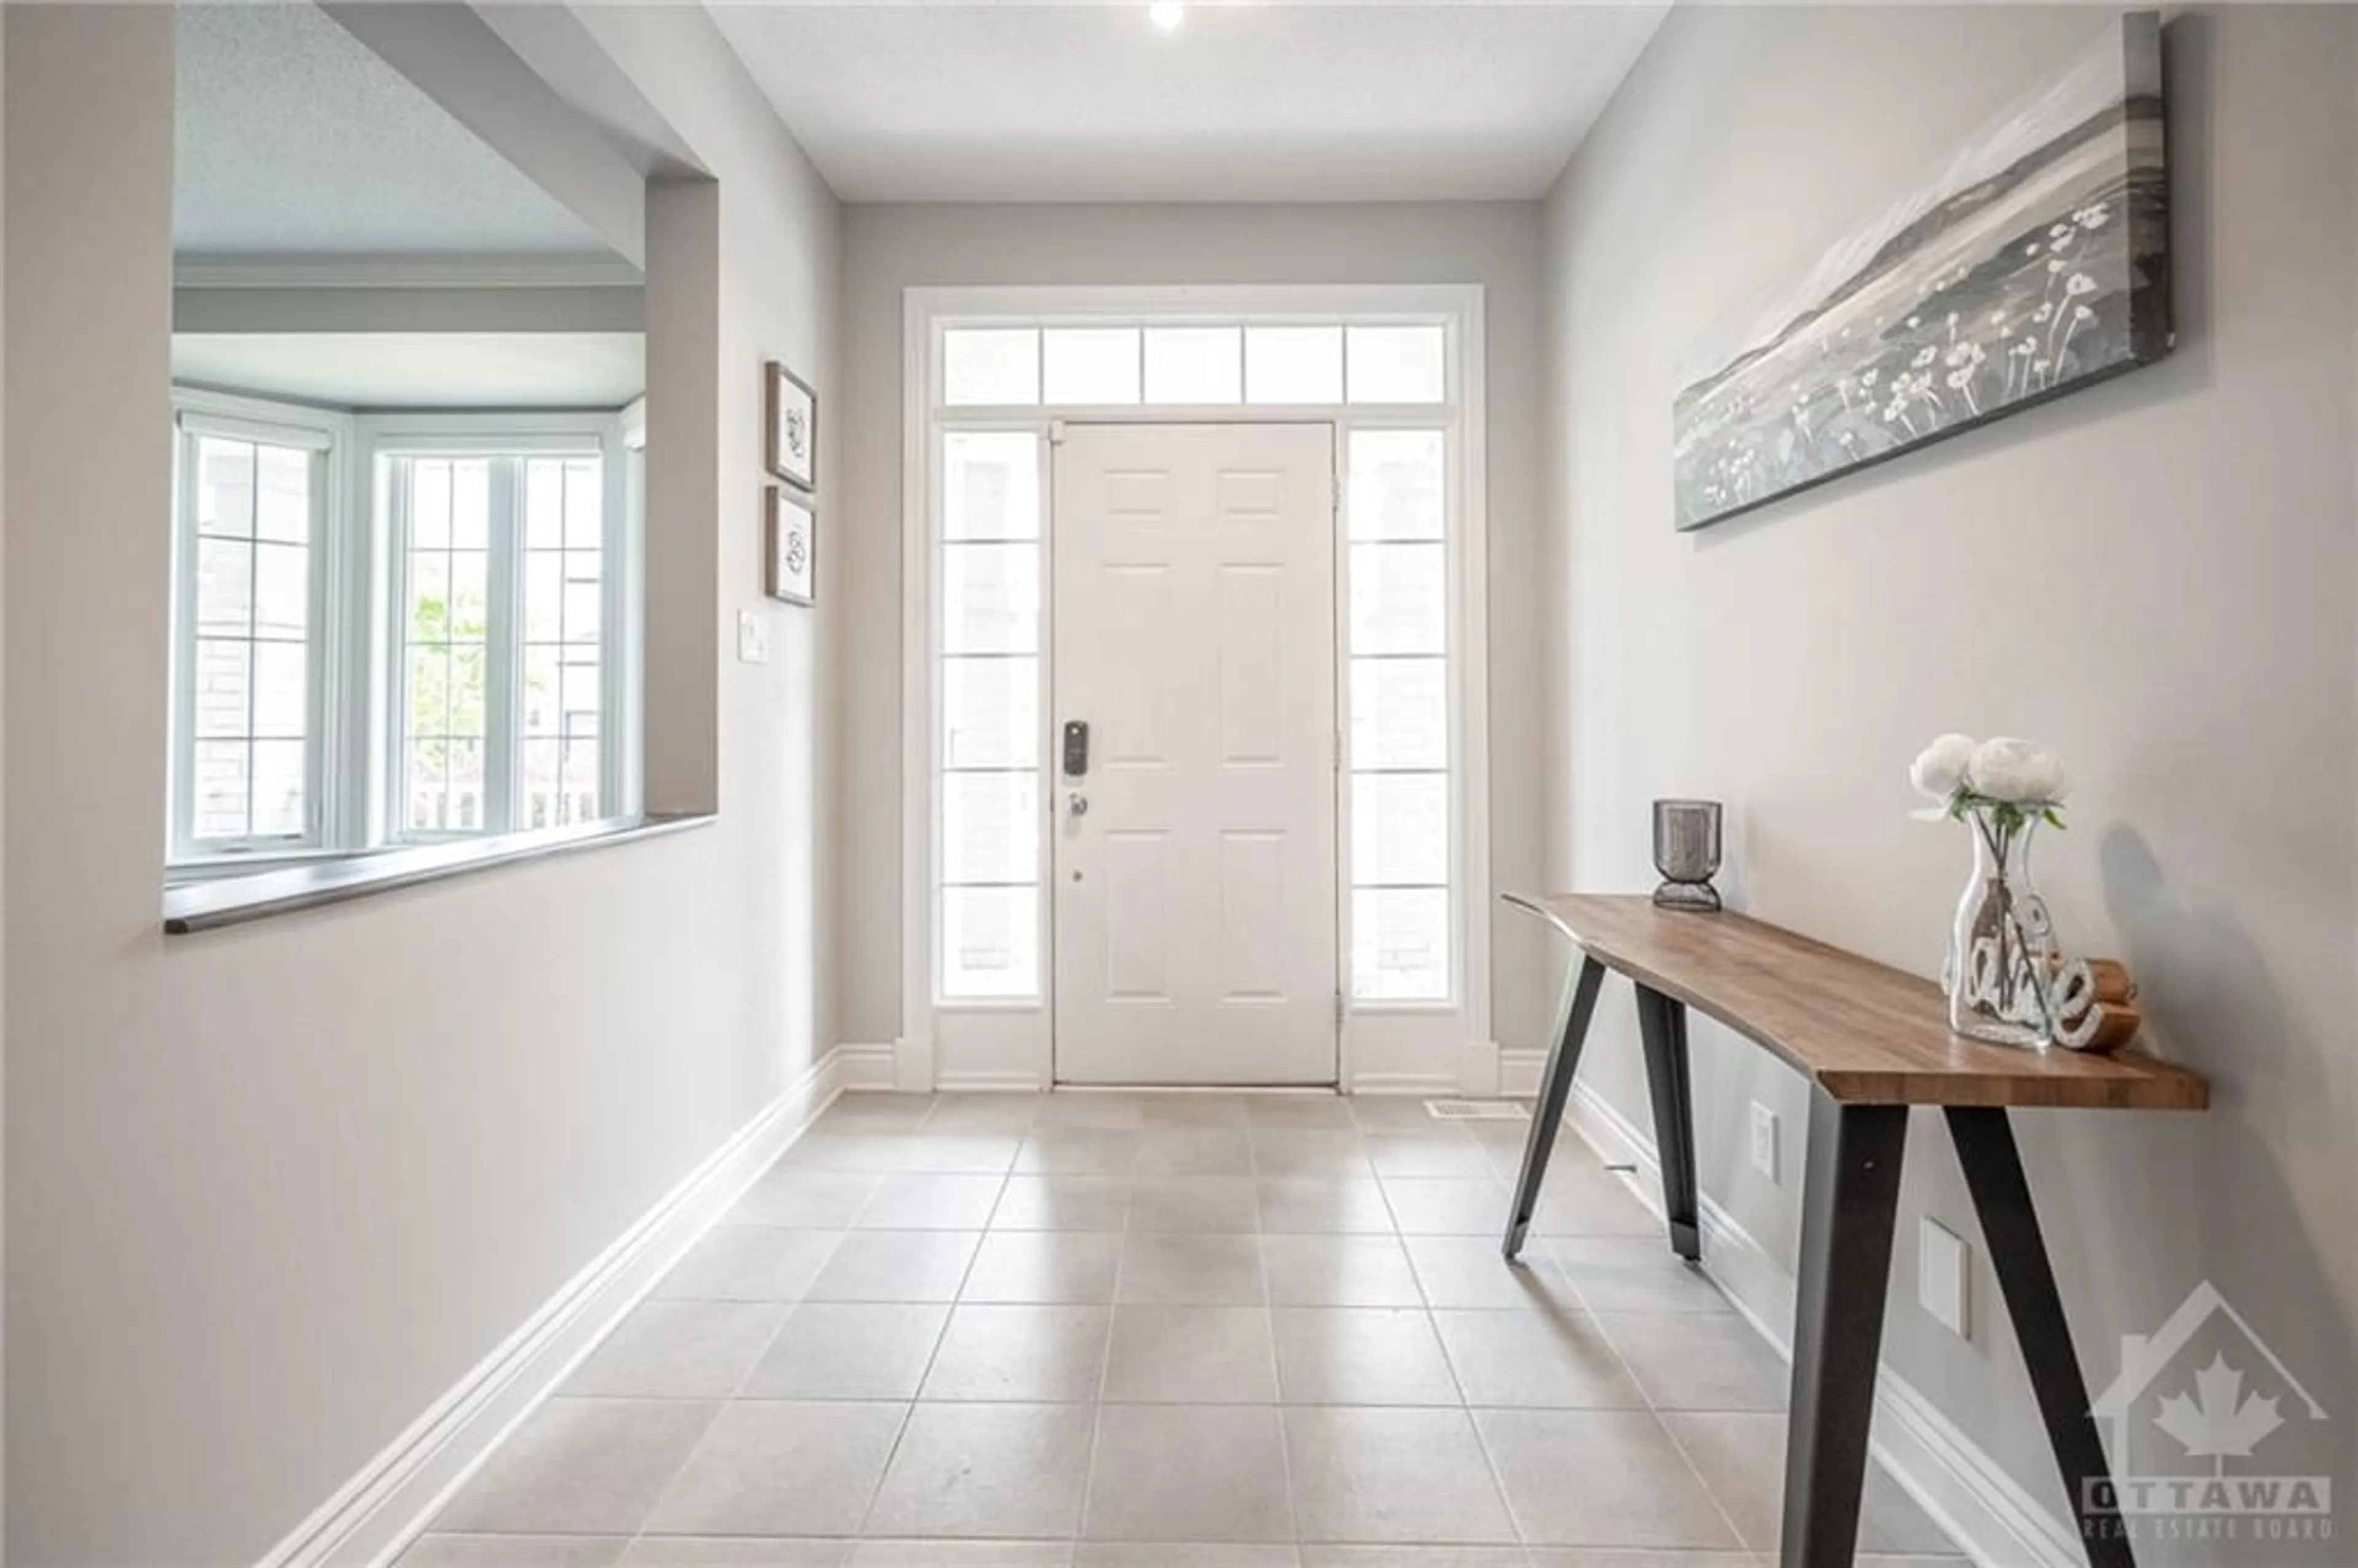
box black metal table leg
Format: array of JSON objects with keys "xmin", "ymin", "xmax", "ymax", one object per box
[
  {"xmin": 1635, "ymin": 984, "xmax": 1702, "ymax": 1260},
  {"xmin": 1781, "ymin": 1092, "xmax": 1909, "ymax": 1568},
  {"xmin": 1502, "ymin": 953, "xmax": 1605, "ymax": 1260},
  {"xmin": 1947, "ymin": 1108, "xmax": 2138, "ymax": 1568}
]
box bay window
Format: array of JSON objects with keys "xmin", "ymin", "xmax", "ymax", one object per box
[{"xmin": 167, "ymin": 392, "xmax": 637, "ymax": 871}]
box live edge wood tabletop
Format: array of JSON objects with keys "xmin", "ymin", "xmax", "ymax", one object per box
[
  {"xmin": 1501, "ymin": 892, "xmax": 2208, "ymax": 1568},
  {"xmin": 1505, "ymin": 892, "xmax": 2208, "ymax": 1111}
]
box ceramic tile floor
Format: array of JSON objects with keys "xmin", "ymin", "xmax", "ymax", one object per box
[{"xmin": 403, "ymin": 1092, "xmax": 1969, "ymax": 1568}]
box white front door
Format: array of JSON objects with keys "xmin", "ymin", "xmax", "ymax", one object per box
[{"xmin": 1052, "ymin": 423, "xmax": 1339, "ymax": 1085}]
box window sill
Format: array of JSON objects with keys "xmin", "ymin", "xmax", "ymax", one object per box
[{"xmin": 161, "ymin": 813, "xmax": 715, "ymax": 935}]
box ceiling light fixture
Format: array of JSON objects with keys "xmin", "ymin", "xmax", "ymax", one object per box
[{"xmin": 1148, "ymin": 2, "xmax": 1185, "ymax": 34}]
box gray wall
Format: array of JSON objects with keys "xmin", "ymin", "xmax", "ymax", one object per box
[
  {"xmin": 1541, "ymin": 3, "xmax": 2357, "ymax": 1548},
  {"xmin": 835, "ymin": 201, "xmax": 1553, "ymax": 1060},
  {"xmin": 2, "ymin": 7, "xmax": 839, "ymax": 1561}
]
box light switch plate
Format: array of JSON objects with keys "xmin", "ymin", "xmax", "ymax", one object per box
[
  {"xmin": 1748, "ymin": 1102, "xmax": 1779, "ymax": 1184},
  {"xmin": 737, "ymin": 609, "xmax": 770, "ymax": 665},
  {"xmin": 1920, "ymin": 1217, "xmax": 1971, "ymax": 1339}
]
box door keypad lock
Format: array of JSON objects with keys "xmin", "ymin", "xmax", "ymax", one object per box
[{"xmin": 1063, "ymin": 720, "xmax": 1091, "ymax": 778}]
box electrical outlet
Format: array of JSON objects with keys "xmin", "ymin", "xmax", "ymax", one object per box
[
  {"xmin": 1920, "ymin": 1217, "xmax": 1971, "ymax": 1339},
  {"xmin": 1748, "ymin": 1102, "xmax": 1779, "ymax": 1183},
  {"xmin": 737, "ymin": 610, "xmax": 770, "ymax": 665}
]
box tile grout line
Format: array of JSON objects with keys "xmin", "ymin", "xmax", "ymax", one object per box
[{"xmin": 1567, "ymin": 1261, "xmax": 1759, "ymax": 1557}]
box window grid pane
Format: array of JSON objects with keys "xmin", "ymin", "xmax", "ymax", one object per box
[
  {"xmin": 1143, "ymin": 326, "xmax": 1243, "ymax": 405},
  {"xmin": 519, "ymin": 456, "xmax": 604, "ymax": 829},
  {"xmin": 402, "ymin": 458, "xmax": 492, "ymax": 834},
  {"xmin": 943, "ymin": 886, "xmax": 1040, "ymax": 999},
  {"xmin": 187, "ymin": 434, "xmax": 314, "ymax": 844},
  {"xmin": 1244, "ymin": 325, "xmax": 1344, "ymax": 404},
  {"xmin": 944, "ymin": 328, "xmax": 1041, "ymax": 406},
  {"xmin": 1346, "ymin": 325, "xmax": 1448, "ymax": 405},
  {"xmin": 943, "ymin": 541, "xmax": 1041, "ymax": 654},
  {"xmin": 945, "ymin": 432, "xmax": 1041, "ymax": 541},
  {"xmin": 1352, "ymin": 888, "xmax": 1450, "ymax": 1001},
  {"xmin": 1348, "ymin": 429, "xmax": 1446, "ymax": 540},
  {"xmin": 1043, "ymin": 328, "xmax": 1142, "ymax": 405}
]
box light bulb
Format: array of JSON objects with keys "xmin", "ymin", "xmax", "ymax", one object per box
[{"xmin": 1148, "ymin": 2, "xmax": 1185, "ymax": 33}]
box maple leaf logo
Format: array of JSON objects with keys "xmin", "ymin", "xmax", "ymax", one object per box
[{"xmin": 2154, "ymin": 1353, "xmax": 2284, "ymax": 1473}]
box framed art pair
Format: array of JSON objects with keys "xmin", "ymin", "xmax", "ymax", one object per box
[{"xmin": 764, "ymin": 362, "xmax": 817, "ymax": 606}]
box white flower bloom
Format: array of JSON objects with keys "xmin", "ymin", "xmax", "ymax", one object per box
[
  {"xmin": 2050, "ymin": 222, "xmax": 2074, "ymax": 240},
  {"xmin": 1965, "ymin": 737, "xmax": 2069, "ymax": 805},
  {"xmin": 2066, "ymin": 273, "xmax": 2098, "ymax": 298},
  {"xmin": 2076, "ymin": 303, "xmax": 2095, "ymax": 322},
  {"xmin": 1906, "ymin": 314, "xmax": 1921, "ymax": 328},
  {"xmin": 1910, "ymin": 732, "xmax": 1978, "ymax": 801},
  {"xmin": 2025, "ymin": 241, "xmax": 2042, "ymax": 257},
  {"xmin": 2048, "ymin": 257, "xmax": 2068, "ymax": 274},
  {"xmin": 1912, "ymin": 346, "xmax": 1939, "ymax": 368},
  {"xmin": 2034, "ymin": 303, "xmax": 2055, "ymax": 324}
]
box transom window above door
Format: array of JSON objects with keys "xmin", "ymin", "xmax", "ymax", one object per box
[{"xmin": 941, "ymin": 322, "xmax": 1449, "ymax": 409}]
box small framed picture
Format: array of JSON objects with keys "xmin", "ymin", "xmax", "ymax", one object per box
[
  {"xmin": 766, "ymin": 487, "xmax": 815, "ymax": 606},
  {"xmin": 765, "ymin": 360, "xmax": 817, "ymax": 492}
]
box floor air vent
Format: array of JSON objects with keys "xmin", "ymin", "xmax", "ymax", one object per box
[{"xmin": 1423, "ymin": 1099, "xmax": 1530, "ymax": 1122}]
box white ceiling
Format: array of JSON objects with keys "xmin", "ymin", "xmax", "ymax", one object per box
[
  {"xmin": 709, "ymin": 2, "xmax": 1669, "ymax": 203},
  {"xmin": 174, "ymin": 2, "xmax": 618, "ymax": 261},
  {"xmin": 171, "ymin": 335, "xmax": 645, "ymax": 410}
]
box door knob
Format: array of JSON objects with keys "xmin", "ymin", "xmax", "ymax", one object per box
[{"xmin": 1068, "ymin": 791, "xmax": 1090, "ymax": 818}]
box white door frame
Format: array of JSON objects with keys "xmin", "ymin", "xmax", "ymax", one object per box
[{"xmin": 899, "ymin": 284, "xmax": 1492, "ymax": 1095}]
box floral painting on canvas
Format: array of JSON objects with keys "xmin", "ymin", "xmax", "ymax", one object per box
[{"xmin": 1672, "ymin": 11, "xmax": 2170, "ymax": 530}]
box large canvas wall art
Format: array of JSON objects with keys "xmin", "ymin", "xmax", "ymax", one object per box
[{"xmin": 1672, "ymin": 11, "xmax": 2169, "ymax": 530}]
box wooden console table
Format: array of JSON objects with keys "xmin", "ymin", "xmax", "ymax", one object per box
[{"xmin": 1503, "ymin": 894, "xmax": 2208, "ymax": 1568}]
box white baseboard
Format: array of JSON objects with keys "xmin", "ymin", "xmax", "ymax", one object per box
[
  {"xmin": 835, "ymin": 1042, "xmax": 898, "ymax": 1092},
  {"xmin": 892, "ymin": 1035, "xmax": 936, "ymax": 1094},
  {"xmin": 1563, "ymin": 1082, "xmax": 2080, "ymax": 1568},
  {"xmin": 1498, "ymin": 1046, "xmax": 1548, "ymax": 1098},
  {"xmin": 260, "ymin": 1047, "xmax": 853, "ymax": 1568},
  {"xmin": 937, "ymin": 1068, "xmax": 1047, "ymax": 1092},
  {"xmin": 1346, "ymin": 1070, "xmax": 1460, "ymax": 1096}
]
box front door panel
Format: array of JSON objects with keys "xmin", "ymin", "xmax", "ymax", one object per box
[{"xmin": 1052, "ymin": 423, "xmax": 1338, "ymax": 1085}]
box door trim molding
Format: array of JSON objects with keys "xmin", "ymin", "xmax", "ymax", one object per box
[{"xmin": 900, "ymin": 284, "xmax": 1491, "ymax": 1095}]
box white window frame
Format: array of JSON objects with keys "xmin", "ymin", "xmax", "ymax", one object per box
[
  {"xmin": 900, "ymin": 284, "xmax": 1492, "ymax": 1094},
  {"xmin": 359, "ymin": 412, "xmax": 634, "ymax": 844},
  {"xmin": 168, "ymin": 387, "xmax": 354, "ymax": 867}
]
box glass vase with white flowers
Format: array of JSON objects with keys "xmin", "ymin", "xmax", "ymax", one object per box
[{"xmin": 1910, "ymin": 734, "xmax": 2072, "ymax": 1048}]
